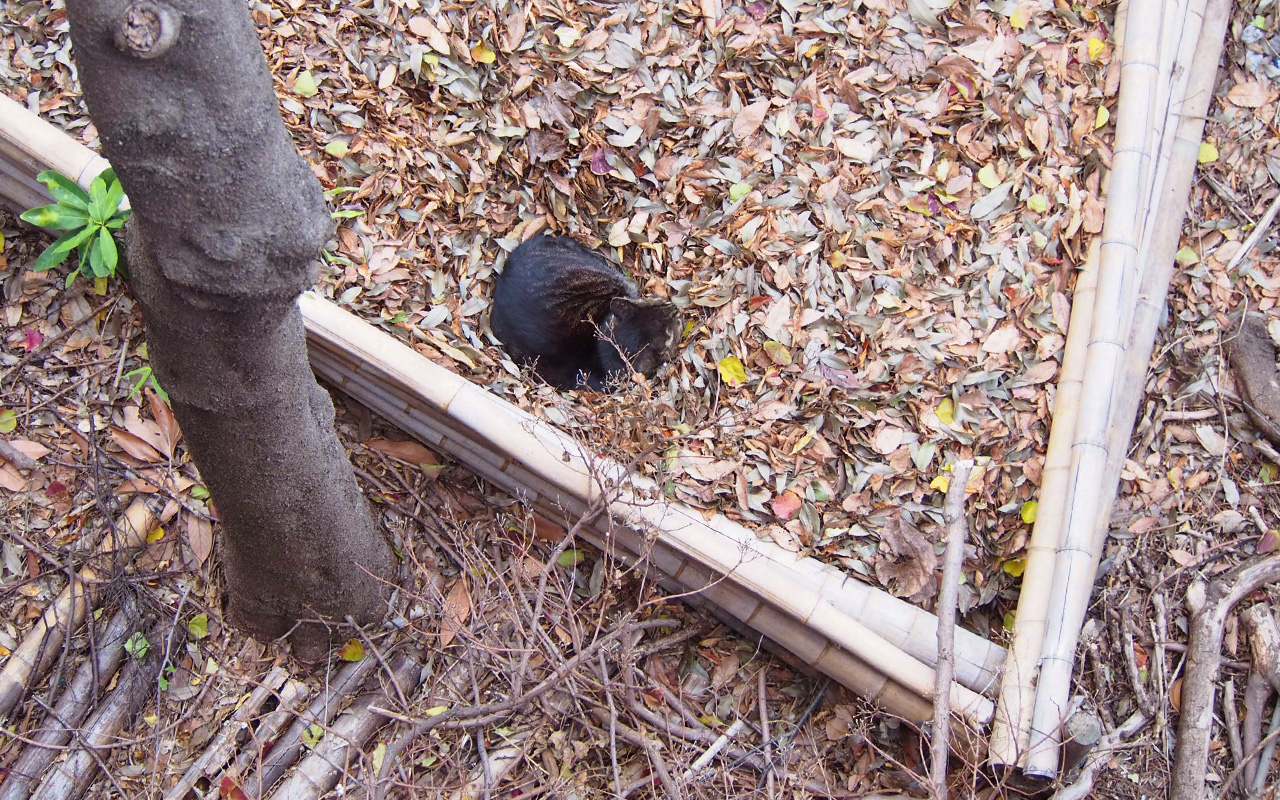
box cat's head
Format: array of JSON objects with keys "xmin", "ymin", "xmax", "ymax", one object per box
[{"xmin": 605, "ymin": 297, "xmax": 683, "ymax": 378}]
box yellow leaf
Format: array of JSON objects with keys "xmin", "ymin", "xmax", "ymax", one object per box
[
  {"xmin": 830, "ymin": 251, "xmax": 846, "ymax": 269},
  {"xmin": 555, "ymin": 26, "xmax": 581, "ymax": 47},
  {"xmin": 324, "ymin": 140, "xmax": 350, "ymax": 158},
  {"xmin": 94, "ymin": 276, "xmax": 109, "ymax": 295},
  {"xmin": 789, "ymin": 432, "xmax": 812, "ymax": 455},
  {"xmin": 1198, "ymin": 141, "xmax": 1219, "ymax": 163},
  {"xmin": 1010, "ymin": 4, "xmax": 1032, "ymax": 29},
  {"xmin": 1026, "ymin": 194, "xmax": 1048, "ymax": 213},
  {"xmin": 936, "ymin": 397, "xmax": 955, "ymax": 425},
  {"xmin": 1175, "ymin": 246, "xmax": 1200, "ymax": 266},
  {"xmin": 471, "ymin": 42, "xmax": 496, "ymax": 64},
  {"xmin": 147, "ymin": 526, "xmax": 165, "ymax": 544},
  {"xmin": 717, "ymin": 356, "xmax": 747, "ymax": 387},
  {"xmin": 293, "ymin": 70, "xmax": 318, "ymax": 98},
  {"xmin": 977, "ymin": 163, "xmax": 999, "ymax": 189},
  {"xmin": 1020, "ymin": 500, "xmax": 1038, "ymax": 524},
  {"xmin": 804, "ymin": 41, "xmax": 822, "ymax": 57},
  {"xmin": 1094, "ymin": 105, "xmax": 1110, "ymax": 129},
  {"xmin": 930, "ymin": 475, "xmax": 949, "ymax": 491},
  {"xmin": 0, "ymin": 409, "xmax": 17, "ymax": 434},
  {"xmin": 1002, "ymin": 558, "xmax": 1026, "ymax": 577},
  {"xmin": 1087, "ymin": 37, "xmax": 1106, "ymax": 61},
  {"xmin": 337, "ymin": 639, "xmax": 365, "ymax": 661},
  {"xmin": 425, "ymin": 705, "xmax": 449, "ymax": 717},
  {"xmin": 370, "ymin": 742, "xmax": 387, "ymax": 773}
]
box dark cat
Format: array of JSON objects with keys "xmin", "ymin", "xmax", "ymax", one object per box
[{"xmin": 489, "ymin": 234, "xmax": 682, "ymax": 391}]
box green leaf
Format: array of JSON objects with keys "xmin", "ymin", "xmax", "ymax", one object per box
[
  {"xmin": 125, "ymin": 631, "xmax": 150, "ymax": 659},
  {"xmin": 337, "ymin": 639, "xmax": 365, "ymax": 661},
  {"xmin": 324, "ymin": 140, "xmax": 350, "ymax": 157},
  {"xmin": 88, "ymin": 235, "xmax": 109, "ymax": 278},
  {"xmin": 1020, "ymin": 500, "xmax": 1038, "ymax": 524},
  {"xmin": 0, "ymin": 409, "xmax": 15, "ymax": 434},
  {"xmin": 728, "ymin": 182, "xmax": 751, "ymax": 202},
  {"xmin": 88, "ymin": 174, "xmax": 109, "ymax": 222},
  {"xmin": 717, "ymin": 356, "xmax": 747, "ymax": 387},
  {"xmin": 64, "ymin": 267, "xmax": 80, "ymax": 288},
  {"xmin": 302, "ymin": 724, "xmax": 324, "ymax": 750},
  {"xmin": 98, "ymin": 227, "xmax": 119, "ymax": 275},
  {"xmin": 36, "ymin": 170, "xmax": 89, "ymax": 209},
  {"xmin": 21, "ymin": 203, "xmax": 90, "ymax": 231},
  {"xmin": 187, "ymin": 613, "xmax": 210, "ymax": 639},
  {"xmin": 102, "ymin": 177, "xmax": 126, "ymax": 219},
  {"xmin": 557, "ymin": 549, "xmax": 585, "ymax": 567},
  {"xmin": 293, "ymin": 70, "xmax": 319, "ymax": 97},
  {"xmin": 33, "ymin": 227, "xmax": 96, "ymax": 271}
]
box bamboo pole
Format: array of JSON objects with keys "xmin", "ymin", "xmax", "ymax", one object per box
[
  {"xmin": 0, "ymin": 94, "xmax": 112, "ymax": 215},
  {"xmin": 1025, "ymin": 0, "xmax": 1227, "ymax": 778},
  {"xmin": 303, "ymin": 311, "xmax": 1008, "ymax": 696},
  {"xmin": 987, "ymin": 240, "xmax": 1099, "ymax": 766},
  {"xmin": 302, "ymin": 298, "xmax": 997, "ymax": 724},
  {"xmin": 0, "ymin": 500, "xmax": 158, "ymax": 721},
  {"xmin": 1023, "ymin": 0, "xmax": 1164, "ymax": 776}
]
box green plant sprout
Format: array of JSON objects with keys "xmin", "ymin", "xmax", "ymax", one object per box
[
  {"xmin": 20, "ymin": 169, "xmax": 130, "ymax": 286},
  {"xmin": 124, "ymin": 365, "xmax": 170, "ymax": 405}
]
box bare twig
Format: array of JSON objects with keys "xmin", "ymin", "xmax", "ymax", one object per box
[
  {"xmin": 931, "ymin": 458, "xmax": 972, "ymax": 799},
  {"xmin": 1050, "ymin": 712, "xmax": 1148, "ymax": 800},
  {"xmin": 1170, "ymin": 554, "xmax": 1280, "ymax": 800},
  {"xmin": 758, "ymin": 669, "xmax": 776, "ymax": 800}
]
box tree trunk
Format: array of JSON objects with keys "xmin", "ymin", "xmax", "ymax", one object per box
[{"xmin": 64, "ymin": 0, "xmax": 396, "ymax": 660}]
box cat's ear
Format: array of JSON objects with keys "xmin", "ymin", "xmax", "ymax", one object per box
[{"xmin": 610, "ymin": 297, "xmax": 638, "ymax": 319}]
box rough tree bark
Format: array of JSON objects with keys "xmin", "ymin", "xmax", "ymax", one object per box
[{"xmin": 64, "ymin": 0, "xmax": 396, "ymax": 660}]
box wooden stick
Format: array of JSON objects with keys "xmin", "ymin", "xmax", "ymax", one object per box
[
  {"xmin": 266, "ymin": 654, "xmax": 423, "ymax": 800},
  {"xmin": 28, "ymin": 617, "xmax": 183, "ymax": 800},
  {"xmin": 931, "ymin": 460, "xmax": 973, "ymax": 800},
  {"xmin": 0, "ymin": 605, "xmax": 135, "ymax": 800},
  {"xmin": 0, "ymin": 500, "xmax": 158, "ymax": 721},
  {"xmin": 1170, "ymin": 555, "xmax": 1280, "ymax": 800},
  {"xmin": 0, "ymin": 94, "xmax": 112, "ymax": 215}
]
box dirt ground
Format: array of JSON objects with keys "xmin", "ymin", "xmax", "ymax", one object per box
[{"xmin": 4, "ymin": 0, "xmax": 1280, "ymax": 797}]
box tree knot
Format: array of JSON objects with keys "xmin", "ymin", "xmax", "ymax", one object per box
[{"xmin": 114, "ymin": 1, "xmax": 180, "ymax": 60}]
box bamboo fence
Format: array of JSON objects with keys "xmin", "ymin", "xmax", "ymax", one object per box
[{"xmin": 1, "ymin": 95, "xmax": 1007, "ymax": 727}]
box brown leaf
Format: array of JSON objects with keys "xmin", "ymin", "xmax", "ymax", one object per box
[
  {"xmin": 874, "ymin": 514, "xmax": 937, "ymax": 598},
  {"xmin": 185, "ymin": 513, "xmax": 214, "ymax": 565},
  {"xmin": 111, "ymin": 426, "xmax": 163, "ymax": 463},
  {"xmin": 1226, "ymin": 80, "xmax": 1276, "ymax": 109},
  {"xmin": 526, "ymin": 130, "xmax": 566, "ymax": 163},
  {"xmin": 438, "ymin": 578, "xmax": 472, "ymax": 648},
  {"xmin": 365, "ymin": 437, "xmax": 441, "ymax": 466},
  {"xmin": 732, "ymin": 100, "xmax": 770, "ymax": 139},
  {"xmin": 407, "ymin": 16, "xmax": 450, "ymax": 54}
]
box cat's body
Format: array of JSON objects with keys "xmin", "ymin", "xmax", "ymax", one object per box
[{"xmin": 489, "ymin": 235, "xmax": 682, "ymax": 391}]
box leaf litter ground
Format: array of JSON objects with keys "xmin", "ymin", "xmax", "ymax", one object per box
[{"xmin": 4, "ymin": 0, "xmax": 1280, "ymax": 796}]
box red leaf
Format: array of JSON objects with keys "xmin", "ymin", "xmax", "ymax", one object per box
[
  {"xmin": 1259, "ymin": 528, "xmax": 1279, "ymax": 554},
  {"xmin": 590, "ymin": 147, "xmax": 612, "ymax": 175},
  {"xmin": 219, "ymin": 776, "xmax": 250, "ymax": 800},
  {"xmin": 771, "ymin": 490, "xmax": 802, "ymax": 520},
  {"xmin": 22, "ymin": 328, "xmax": 42, "ymax": 352}
]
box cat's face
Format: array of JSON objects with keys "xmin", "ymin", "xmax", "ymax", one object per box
[{"xmin": 609, "ymin": 297, "xmax": 683, "ymax": 377}]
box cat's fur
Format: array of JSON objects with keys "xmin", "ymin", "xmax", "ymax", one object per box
[{"xmin": 489, "ymin": 234, "xmax": 682, "ymax": 391}]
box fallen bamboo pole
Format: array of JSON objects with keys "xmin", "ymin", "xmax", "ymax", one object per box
[
  {"xmin": 1021, "ymin": 0, "xmax": 1163, "ymax": 775},
  {"xmin": 1, "ymin": 84, "xmax": 1007, "ymax": 729},
  {"xmin": 303, "ymin": 299, "xmax": 997, "ymax": 724},
  {"xmin": 987, "ymin": 239, "xmax": 1099, "ymax": 767},
  {"xmin": 1026, "ymin": 0, "xmax": 1227, "ymax": 778}
]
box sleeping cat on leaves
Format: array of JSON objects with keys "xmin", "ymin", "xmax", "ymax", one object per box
[{"xmin": 489, "ymin": 234, "xmax": 683, "ymax": 392}]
